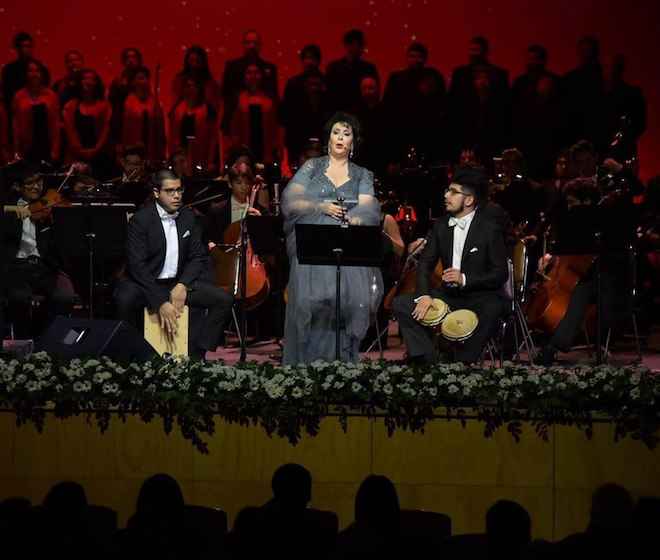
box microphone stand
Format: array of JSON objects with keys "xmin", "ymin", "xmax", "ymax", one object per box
[{"xmin": 333, "ymin": 196, "xmax": 349, "ymax": 360}]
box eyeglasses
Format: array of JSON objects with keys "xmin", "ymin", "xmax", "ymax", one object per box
[
  {"xmin": 161, "ymin": 187, "xmax": 185, "ymax": 196},
  {"xmin": 444, "ymin": 187, "xmax": 467, "ymax": 196}
]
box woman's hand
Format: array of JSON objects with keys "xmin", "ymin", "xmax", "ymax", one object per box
[{"xmin": 320, "ymin": 201, "xmax": 344, "ymax": 221}]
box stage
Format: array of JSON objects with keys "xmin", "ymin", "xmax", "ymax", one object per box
[{"xmin": 1, "ymin": 329, "xmax": 659, "ymax": 541}]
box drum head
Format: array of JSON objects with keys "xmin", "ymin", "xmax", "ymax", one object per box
[
  {"xmin": 420, "ymin": 298, "xmax": 449, "ymax": 327},
  {"xmin": 441, "ymin": 309, "xmax": 479, "ymax": 341}
]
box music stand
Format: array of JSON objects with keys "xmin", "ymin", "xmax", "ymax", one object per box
[
  {"xmin": 296, "ymin": 224, "xmax": 383, "ymax": 360},
  {"xmin": 53, "ymin": 204, "xmax": 134, "ymax": 319}
]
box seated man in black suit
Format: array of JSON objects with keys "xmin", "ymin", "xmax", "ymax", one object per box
[
  {"xmin": 393, "ymin": 167, "xmax": 508, "ymax": 363},
  {"xmin": 114, "ymin": 169, "xmax": 233, "ymax": 360},
  {"xmin": 1, "ymin": 163, "xmax": 76, "ymax": 338}
]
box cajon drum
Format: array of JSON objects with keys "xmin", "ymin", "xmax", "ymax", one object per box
[{"xmin": 143, "ymin": 306, "xmax": 189, "ymax": 357}]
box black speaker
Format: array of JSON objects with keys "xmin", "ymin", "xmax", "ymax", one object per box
[{"xmin": 36, "ymin": 317, "xmax": 156, "ymax": 363}]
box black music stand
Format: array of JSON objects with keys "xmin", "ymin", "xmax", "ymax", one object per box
[
  {"xmin": 296, "ymin": 224, "xmax": 383, "ymax": 361},
  {"xmin": 53, "ymin": 204, "xmax": 134, "ymax": 319}
]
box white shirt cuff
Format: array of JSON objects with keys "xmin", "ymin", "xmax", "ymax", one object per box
[{"xmin": 461, "ymin": 273, "xmax": 467, "ymax": 287}]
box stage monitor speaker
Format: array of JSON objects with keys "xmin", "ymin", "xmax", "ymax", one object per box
[{"xmin": 36, "ymin": 317, "xmax": 157, "ymax": 363}]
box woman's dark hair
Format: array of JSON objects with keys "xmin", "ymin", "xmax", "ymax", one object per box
[
  {"xmin": 182, "ymin": 45, "xmax": 213, "ymax": 82},
  {"xmin": 323, "ymin": 112, "xmax": 361, "ymax": 155},
  {"xmin": 25, "ymin": 58, "xmax": 50, "ymax": 87},
  {"xmin": 135, "ymin": 473, "xmax": 184, "ymax": 525},
  {"xmin": 74, "ymin": 68, "xmax": 105, "ymax": 101},
  {"xmin": 120, "ymin": 47, "xmax": 143, "ymax": 66},
  {"xmin": 355, "ymin": 475, "xmax": 400, "ymax": 533}
]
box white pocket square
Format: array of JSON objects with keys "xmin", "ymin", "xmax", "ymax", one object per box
[
  {"xmin": 469, "ymin": 247, "xmax": 478, "ymax": 253},
  {"xmin": 182, "ymin": 230, "xmax": 191, "ymax": 238}
]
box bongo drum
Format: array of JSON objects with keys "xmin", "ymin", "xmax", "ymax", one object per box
[
  {"xmin": 419, "ymin": 298, "xmax": 449, "ymax": 327},
  {"xmin": 441, "ymin": 309, "xmax": 479, "ymax": 342}
]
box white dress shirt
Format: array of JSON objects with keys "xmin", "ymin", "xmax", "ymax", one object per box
[
  {"xmin": 156, "ymin": 202, "xmax": 179, "ymax": 279},
  {"xmin": 230, "ymin": 196, "xmax": 249, "ymax": 224},
  {"xmin": 15, "ymin": 198, "xmax": 40, "ymax": 259},
  {"xmin": 449, "ymin": 209, "xmax": 476, "ymax": 286}
]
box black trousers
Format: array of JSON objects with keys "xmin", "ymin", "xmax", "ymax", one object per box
[
  {"xmin": 114, "ymin": 278, "xmax": 234, "ymax": 355},
  {"xmin": 549, "ymin": 269, "xmax": 624, "ymax": 352},
  {"xmin": 393, "ymin": 288, "xmax": 506, "ymax": 363},
  {"xmin": 5, "ymin": 259, "xmax": 76, "ymax": 338}
]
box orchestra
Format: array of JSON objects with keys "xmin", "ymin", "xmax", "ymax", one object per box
[{"xmin": 0, "ymin": 29, "xmax": 654, "ymax": 367}]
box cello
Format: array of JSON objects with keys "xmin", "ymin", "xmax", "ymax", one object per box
[{"xmin": 210, "ymin": 177, "xmax": 270, "ymax": 310}]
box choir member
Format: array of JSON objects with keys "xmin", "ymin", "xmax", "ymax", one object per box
[
  {"xmin": 52, "ymin": 49, "xmax": 85, "ymax": 107},
  {"xmin": 172, "ymin": 45, "xmax": 222, "ymax": 111}
]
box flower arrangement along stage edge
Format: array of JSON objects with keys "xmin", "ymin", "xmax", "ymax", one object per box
[{"xmin": 0, "ymin": 352, "xmax": 658, "ymax": 454}]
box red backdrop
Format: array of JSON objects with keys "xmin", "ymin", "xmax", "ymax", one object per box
[{"xmin": 1, "ymin": 0, "xmax": 658, "ymax": 178}]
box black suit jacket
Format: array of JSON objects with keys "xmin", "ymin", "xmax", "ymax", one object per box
[
  {"xmin": 415, "ymin": 208, "xmax": 508, "ymax": 298},
  {"xmin": 126, "ymin": 203, "xmax": 207, "ymax": 310},
  {"xmin": 1, "ymin": 206, "xmax": 60, "ymax": 270}
]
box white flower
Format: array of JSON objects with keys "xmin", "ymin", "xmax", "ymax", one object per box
[
  {"xmin": 55, "ymin": 384, "xmax": 63, "ymax": 392},
  {"xmin": 26, "ymin": 381, "xmax": 39, "ymax": 392},
  {"xmin": 383, "ymin": 383, "xmax": 393, "ymax": 395},
  {"xmin": 422, "ymin": 374, "xmax": 433, "ymax": 384},
  {"xmin": 631, "ymin": 387, "xmax": 641, "ymax": 400},
  {"xmin": 15, "ymin": 374, "xmax": 27, "ymax": 385},
  {"xmin": 448, "ymin": 384, "xmax": 459, "ymax": 394},
  {"xmin": 2, "ymin": 372, "xmax": 13, "ymax": 382},
  {"xmin": 73, "ymin": 381, "xmax": 84, "ymax": 392},
  {"xmin": 291, "ymin": 387, "xmax": 303, "ymax": 399},
  {"xmin": 197, "ymin": 387, "xmax": 206, "ymax": 398},
  {"xmin": 351, "ymin": 382, "xmax": 363, "ymax": 393},
  {"xmin": 428, "ymin": 387, "xmax": 438, "ymax": 397}
]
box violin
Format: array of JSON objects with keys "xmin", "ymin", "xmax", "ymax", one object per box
[{"xmin": 4, "ymin": 188, "xmax": 71, "ymax": 224}]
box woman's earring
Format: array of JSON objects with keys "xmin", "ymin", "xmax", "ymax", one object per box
[{"xmin": 349, "ymin": 147, "xmax": 354, "ymax": 159}]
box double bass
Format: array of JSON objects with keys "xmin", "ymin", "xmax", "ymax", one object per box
[{"xmin": 210, "ymin": 178, "xmax": 270, "ymax": 310}]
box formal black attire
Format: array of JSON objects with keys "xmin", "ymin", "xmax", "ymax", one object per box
[
  {"xmin": 114, "ymin": 202, "xmax": 233, "ymax": 358},
  {"xmin": 545, "ymin": 183, "xmax": 636, "ymax": 353},
  {"xmin": 221, "ymin": 55, "xmax": 278, "ymax": 133},
  {"xmin": 279, "ymin": 71, "xmax": 331, "ymax": 167},
  {"xmin": 512, "ymin": 71, "xmax": 564, "ymax": 178},
  {"xmin": 561, "ymin": 62, "xmax": 604, "ymax": 147},
  {"xmin": 1, "ymin": 206, "xmax": 76, "ymax": 338},
  {"xmin": 383, "ymin": 66, "xmax": 447, "ymax": 164},
  {"xmin": 325, "ymin": 57, "xmax": 379, "ymax": 113},
  {"xmin": 449, "ymin": 62, "xmax": 509, "ymax": 101},
  {"xmin": 393, "ymin": 208, "xmax": 508, "ymax": 363}
]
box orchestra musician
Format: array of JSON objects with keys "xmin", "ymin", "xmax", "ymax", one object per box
[
  {"xmin": 393, "ymin": 166, "xmax": 508, "ymax": 364},
  {"xmin": 1, "ymin": 162, "xmax": 76, "ymax": 338},
  {"xmin": 114, "ymin": 169, "xmax": 233, "ymax": 360},
  {"xmin": 203, "ymin": 162, "xmax": 266, "ymax": 248},
  {"xmin": 536, "ymin": 141, "xmax": 637, "ymax": 365}
]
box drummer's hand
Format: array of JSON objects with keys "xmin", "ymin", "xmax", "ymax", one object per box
[
  {"xmin": 247, "ymin": 207, "xmax": 261, "ymax": 216},
  {"xmin": 159, "ymin": 302, "xmax": 179, "ymax": 339},
  {"xmin": 16, "ymin": 206, "xmax": 32, "ymax": 220},
  {"xmin": 442, "ymin": 268, "xmax": 464, "ymax": 286},
  {"xmin": 412, "ymin": 295, "xmax": 434, "ymax": 321},
  {"xmin": 208, "ymin": 241, "xmax": 217, "ymax": 251},
  {"xmin": 170, "ymin": 283, "xmax": 187, "ymax": 313},
  {"xmin": 320, "ymin": 201, "xmax": 344, "ymax": 220}
]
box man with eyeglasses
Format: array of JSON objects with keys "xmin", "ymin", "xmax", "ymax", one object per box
[
  {"xmin": 114, "ymin": 169, "xmax": 233, "ymax": 360},
  {"xmin": 392, "ymin": 166, "xmax": 508, "ymax": 364}
]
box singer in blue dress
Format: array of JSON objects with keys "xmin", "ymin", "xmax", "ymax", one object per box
[{"xmin": 282, "ymin": 113, "xmax": 383, "ymax": 364}]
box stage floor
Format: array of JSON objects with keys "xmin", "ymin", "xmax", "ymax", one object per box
[{"xmin": 208, "ymin": 320, "xmax": 660, "ymax": 370}]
